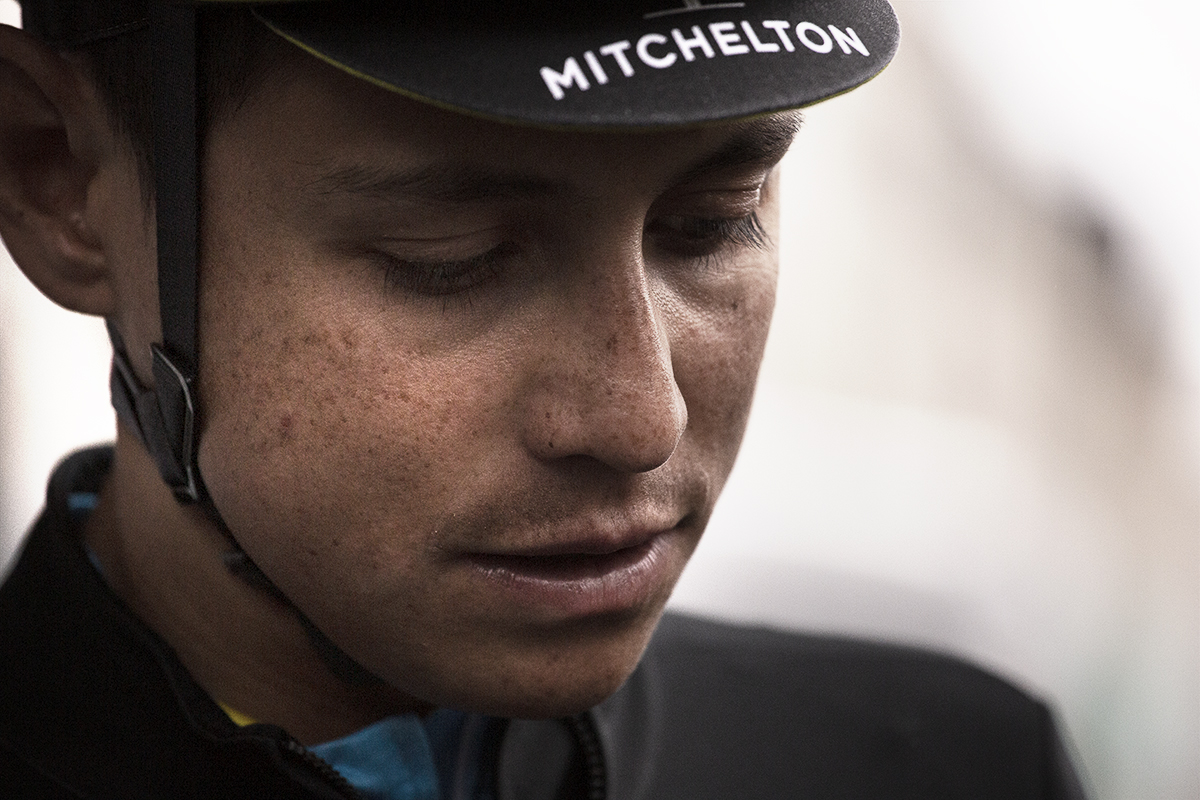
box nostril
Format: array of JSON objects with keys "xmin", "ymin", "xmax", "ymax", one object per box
[{"xmin": 525, "ymin": 377, "xmax": 687, "ymax": 473}]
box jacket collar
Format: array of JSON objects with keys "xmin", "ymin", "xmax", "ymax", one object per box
[{"xmin": 0, "ymin": 447, "xmax": 357, "ymax": 799}]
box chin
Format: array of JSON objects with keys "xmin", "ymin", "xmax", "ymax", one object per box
[
  {"xmin": 471, "ymin": 667, "xmax": 636, "ymax": 721},
  {"xmin": 390, "ymin": 610, "xmax": 662, "ymax": 720}
]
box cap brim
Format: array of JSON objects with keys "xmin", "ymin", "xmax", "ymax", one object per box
[{"xmin": 253, "ymin": 0, "xmax": 899, "ymax": 130}]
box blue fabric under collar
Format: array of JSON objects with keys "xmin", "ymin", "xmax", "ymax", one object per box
[
  {"xmin": 310, "ymin": 715, "xmax": 439, "ymax": 800},
  {"xmin": 309, "ymin": 709, "xmax": 499, "ymax": 800}
]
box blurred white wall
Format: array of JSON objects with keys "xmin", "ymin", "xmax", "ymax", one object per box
[
  {"xmin": 0, "ymin": 2, "xmax": 115, "ymax": 552},
  {"xmin": 2, "ymin": 2, "xmax": 1197, "ymax": 799}
]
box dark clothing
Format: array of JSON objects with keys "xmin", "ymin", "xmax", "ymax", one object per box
[{"xmin": 0, "ymin": 448, "xmax": 1088, "ymax": 799}]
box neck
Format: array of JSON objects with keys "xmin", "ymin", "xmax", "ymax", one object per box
[{"xmin": 83, "ymin": 426, "xmax": 426, "ymax": 744}]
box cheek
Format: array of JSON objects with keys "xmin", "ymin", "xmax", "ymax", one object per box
[
  {"xmin": 194, "ymin": 259, "xmax": 500, "ymax": 583},
  {"xmin": 668, "ymin": 259, "xmax": 778, "ymax": 464}
]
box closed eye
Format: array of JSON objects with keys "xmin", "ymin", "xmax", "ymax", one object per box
[
  {"xmin": 647, "ymin": 212, "xmax": 770, "ymax": 260},
  {"xmin": 374, "ymin": 242, "xmax": 518, "ymax": 299}
]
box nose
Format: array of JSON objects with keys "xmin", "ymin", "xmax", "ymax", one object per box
[{"xmin": 522, "ymin": 249, "xmax": 687, "ymax": 474}]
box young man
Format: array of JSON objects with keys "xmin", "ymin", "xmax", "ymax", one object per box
[{"xmin": 0, "ymin": 2, "xmax": 1087, "ymax": 798}]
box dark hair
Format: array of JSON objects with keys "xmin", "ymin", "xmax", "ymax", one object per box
[{"xmin": 75, "ymin": 8, "xmax": 293, "ymax": 202}]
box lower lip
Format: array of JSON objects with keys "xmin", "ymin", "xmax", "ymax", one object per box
[{"xmin": 463, "ymin": 534, "xmax": 679, "ymax": 619}]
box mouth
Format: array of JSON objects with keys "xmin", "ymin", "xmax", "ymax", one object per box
[
  {"xmin": 462, "ymin": 529, "xmax": 684, "ymax": 620},
  {"xmin": 470, "ymin": 537, "xmax": 657, "ymax": 581}
]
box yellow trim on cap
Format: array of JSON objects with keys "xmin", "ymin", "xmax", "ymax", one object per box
[{"xmin": 251, "ymin": 12, "xmax": 529, "ymax": 125}]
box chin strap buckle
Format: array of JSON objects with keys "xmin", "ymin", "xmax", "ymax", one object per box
[
  {"xmin": 149, "ymin": 343, "xmax": 201, "ymax": 503},
  {"xmin": 108, "ymin": 324, "xmax": 201, "ymax": 504}
]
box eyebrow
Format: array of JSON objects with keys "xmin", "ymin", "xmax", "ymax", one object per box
[
  {"xmin": 672, "ymin": 112, "xmax": 803, "ymax": 185},
  {"xmin": 304, "ymin": 112, "xmax": 802, "ymax": 205},
  {"xmin": 305, "ymin": 163, "xmax": 567, "ymax": 204}
]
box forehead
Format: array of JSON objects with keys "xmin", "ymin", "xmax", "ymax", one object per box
[{"xmin": 210, "ymin": 42, "xmax": 800, "ymax": 195}]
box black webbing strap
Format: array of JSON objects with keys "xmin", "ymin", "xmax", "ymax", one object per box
[
  {"xmin": 106, "ymin": 3, "xmax": 202, "ymax": 503},
  {"xmin": 148, "ymin": 1, "xmax": 203, "ymax": 501},
  {"xmin": 151, "ymin": 3, "xmax": 200, "ymax": 382},
  {"xmin": 104, "ymin": 1, "xmax": 385, "ymax": 688}
]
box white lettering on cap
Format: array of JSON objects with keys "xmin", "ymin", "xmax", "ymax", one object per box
[
  {"xmin": 828, "ymin": 25, "xmax": 869, "ymax": 56},
  {"xmin": 794, "ymin": 21, "xmax": 833, "ymax": 53},
  {"xmin": 760, "ymin": 20, "xmax": 795, "ymax": 52},
  {"xmin": 741, "ymin": 20, "xmax": 779, "ymax": 53},
  {"xmin": 637, "ymin": 32, "xmax": 677, "ymax": 69},
  {"xmin": 540, "ymin": 57, "xmax": 590, "ymax": 100},
  {"xmin": 709, "ymin": 21, "xmax": 749, "ymax": 56},
  {"xmin": 539, "ymin": 19, "xmax": 872, "ymax": 100},
  {"xmin": 600, "ymin": 40, "xmax": 637, "ymax": 77},
  {"xmin": 671, "ymin": 25, "xmax": 716, "ymax": 61},
  {"xmin": 583, "ymin": 50, "xmax": 610, "ymax": 84}
]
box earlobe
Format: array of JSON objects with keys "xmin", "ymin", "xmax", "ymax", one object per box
[{"xmin": 0, "ymin": 24, "xmax": 123, "ymax": 317}]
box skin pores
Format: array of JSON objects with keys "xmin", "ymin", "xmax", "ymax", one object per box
[{"xmin": 176, "ymin": 51, "xmax": 788, "ymax": 722}]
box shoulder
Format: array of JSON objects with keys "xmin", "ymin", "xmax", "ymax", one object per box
[
  {"xmin": 646, "ymin": 610, "xmax": 1036, "ymax": 716},
  {"xmin": 593, "ymin": 611, "xmax": 1086, "ymax": 799}
]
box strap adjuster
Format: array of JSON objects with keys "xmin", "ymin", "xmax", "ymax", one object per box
[
  {"xmin": 108, "ymin": 330, "xmax": 201, "ymax": 504},
  {"xmin": 150, "ymin": 344, "xmax": 201, "ymax": 503}
]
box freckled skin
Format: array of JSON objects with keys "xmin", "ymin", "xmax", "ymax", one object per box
[{"xmin": 89, "ymin": 48, "xmax": 786, "ymax": 741}]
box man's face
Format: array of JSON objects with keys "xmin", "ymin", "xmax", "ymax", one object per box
[{"xmin": 190, "ymin": 50, "xmax": 790, "ymax": 717}]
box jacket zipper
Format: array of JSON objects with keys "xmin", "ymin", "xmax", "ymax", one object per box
[
  {"xmin": 284, "ymin": 736, "xmax": 364, "ymax": 800},
  {"xmin": 565, "ymin": 713, "xmax": 607, "ymax": 800}
]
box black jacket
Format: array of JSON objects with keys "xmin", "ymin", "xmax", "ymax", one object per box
[{"xmin": 0, "ymin": 448, "xmax": 1087, "ymax": 799}]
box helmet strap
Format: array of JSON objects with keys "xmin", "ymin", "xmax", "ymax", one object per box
[{"xmin": 105, "ymin": 4, "xmax": 383, "ymax": 688}]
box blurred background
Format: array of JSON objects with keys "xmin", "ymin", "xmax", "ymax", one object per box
[{"xmin": 1, "ymin": 2, "xmax": 1197, "ymax": 798}]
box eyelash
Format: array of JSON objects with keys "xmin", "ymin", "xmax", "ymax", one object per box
[
  {"xmin": 649, "ymin": 211, "xmax": 770, "ymax": 259},
  {"xmin": 375, "ymin": 211, "xmax": 769, "ymax": 304},
  {"xmin": 377, "ymin": 244, "xmax": 513, "ymax": 304}
]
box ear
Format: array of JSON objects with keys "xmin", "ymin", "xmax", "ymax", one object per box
[{"xmin": 0, "ymin": 23, "xmax": 130, "ymax": 316}]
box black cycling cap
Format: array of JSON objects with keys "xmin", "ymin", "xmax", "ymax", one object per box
[{"xmin": 23, "ymin": 1, "xmax": 899, "ymax": 129}]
